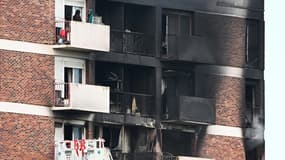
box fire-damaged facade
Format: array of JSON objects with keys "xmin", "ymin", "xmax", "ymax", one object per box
[{"xmin": 0, "ymin": 0, "xmax": 264, "ymax": 160}]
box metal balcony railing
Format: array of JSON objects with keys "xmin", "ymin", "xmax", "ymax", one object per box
[
  {"xmin": 163, "ymin": 155, "xmax": 178, "ymax": 160},
  {"xmin": 111, "ymin": 30, "xmax": 155, "ymax": 56},
  {"xmin": 55, "ymin": 20, "xmax": 71, "ymax": 44},
  {"xmin": 54, "ymin": 82, "xmax": 70, "ymax": 107},
  {"xmin": 110, "ymin": 90, "xmax": 154, "ymax": 117}
]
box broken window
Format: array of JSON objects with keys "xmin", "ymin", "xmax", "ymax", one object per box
[
  {"xmin": 162, "ymin": 130, "xmax": 194, "ymax": 156},
  {"xmin": 103, "ymin": 126, "xmax": 121, "ymax": 149},
  {"xmin": 162, "ymin": 70, "xmax": 194, "ymax": 118},
  {"xmin": 95, "ymin": 62, "xmax": 155, "ymax": 116},
  {"xmin": 246, "ymin": 144, "xmax": 265, "ymax": 160},
  {"xmin": 128, "ymin": 127, "xmax": 148, "ymax": 153},
  {"xmin": 245, "ymin": 80, "xmax": 263, "ymax": 128},
  {"xmin": 96, "ymin": 1, "xmax": 155, "ymax": 55}
]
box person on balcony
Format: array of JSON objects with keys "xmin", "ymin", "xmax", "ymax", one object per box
[{"xmin": 73, "ymin": 10, "xmax": 82, "ymax": 22}]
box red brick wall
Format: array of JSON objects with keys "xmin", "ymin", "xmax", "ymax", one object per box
[
  {"xmin": 0, "ymin": 112, "xmax": 54, "ymax": 160},
  {"xmin": 199, "ymin": 135, "xmax": 246, "ymax": 160},
  {"xmin": 0, "ymin": 0, "xmax": 55, "ymax": 44},
  {"xmin": 0, "ymin": 50, "xmax": 54, "ymax": 106},
  {"xmin": 195, "ymin": 14, "xmax": 246, "ymax": 68},
  {"xmin": 196, "ymin": 75, "xmax": 245, "ymax": 127}
]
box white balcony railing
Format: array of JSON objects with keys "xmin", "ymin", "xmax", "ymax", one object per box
[
  {"xmin": 55, "ymin": 21, "xmax": 110, "ymax": 52},
  {"xmin": 55, "ymin": 139, "xmax": 113, "ymax": 160},
  {"xmin": 53, "ymin": 83, "xmax": 110, "ymax": 113}
]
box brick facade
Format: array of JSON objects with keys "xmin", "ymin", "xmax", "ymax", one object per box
[
  {"xmin": 0, "ymin": 50, "xmax": 54, "ymax": 106},
  {"xmin": 195, "ymin": 13, "xmax": 246, "ymax": 68},
  {"xmin": 0, "ymin": 112, "xmax": 54, "ymax": 160},
  {"xmin": 0, "ymin": 1, "xmax": 263, "ymax": 159},
  {"xmin": 196, "ymin": 75, "xmax": 245, "ymax": 127},
  {"xmin": 0, "ymin": 0, "xmax": 55, "ymax": 44},
  {"xmin": 199, "ymin": 135, "xmax": 246, "ymax": 160}
]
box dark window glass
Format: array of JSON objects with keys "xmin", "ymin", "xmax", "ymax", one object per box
[
  {"xmin": 246, "ymin": 20, "xmax": 260, "ymax": 66},
  {"xmin": 73, "ymin": 68, "xmax": 82, "ymax": 84},
  {"xmin": 64, "ymin": 125, "xmax": 73, "ymax": 140},
  {"xmin": 180, "ymin": 15, "xmax": 190, "ymax": 36}
]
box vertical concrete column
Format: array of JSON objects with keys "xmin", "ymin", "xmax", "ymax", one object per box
[
  {"xmin": 155, "ymin": 7, "xmax": 162, "ymax": 58},
  {"xmin": 86, "ymin": 53, "xmax": 96, "ymax": 85},
  {"xmin": 98, "ymin": 126, "xmax": 103, "ymax": 138},
  {"xmin": 154, "ymin": 66, "xmax": 162, "ymax": 160},
  {"xmin": 85, "ymin": 57, "xmax": 96, "ymax": 141},
  {"xmin": 87, "ymin": 121, "xmax": 94, "ymax": 139},
  {"xmin": 155, "ymin": 67, "xmax": 162, "ymax": 122},
  {"xmin": 260, "ymin": 21, "xmax": 265, "ymax": 70}
]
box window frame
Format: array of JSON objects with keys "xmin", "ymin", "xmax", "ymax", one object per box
[
  {"xmin": 55, "ymin": 57, "xmax": 86, "ymax": 84},
  {"xmin": 55, "ymin": 0, "xmax": 86, "ymax": 23},
  {"xmin": 245, "ymin": 80, "xmax": 262, "ymax": 127},
  {"xmin": 245, "ymin": 19, "xmax": 260, "ymax": 67},
  {"xmin": 54, "ymin": 121, "xmax": 86, "ymax": 141},
  {"xmin": 161, "ymin": 9, "xmax": 193, "ymax": 56}
]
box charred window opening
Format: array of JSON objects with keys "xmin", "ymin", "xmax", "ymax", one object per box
[
  {"xmin": 128, "ymin": 127, "xmax": 149, "ymax": 153},
  {"xmin": 162, "ymin": 130, "xmax": 194, "ymax": 156},
  {"xmin": 96, "ymin": 1, "xmax": 155, "ymax": 56},
  {"xmin": 162, "ymin": 70, "xmax": 194, "ymax": 119},
  {"xmin": 93, "ymin": 125, "xmax": 151, "ymax": 157},
  {"xmin": 246, "ymin": 144, "xmax": 265, "ymax": 160},
  {"xmin": 246, "ymin": 20, "xmax": 260, "ymax": 67},
  {"xmin": 95, "ymin": 62, "xmax": 155, "ymax": 116},
  {"xmin": 161, "ymin": 10, "xmax": 193, "ymax": 57},
  {"xmin": 102, "ymin": 126, "xmax": 121, "ymax": 149},
  {"xmin": 245, "ymin": 80, "xmax": 263, "ymax": 128}
]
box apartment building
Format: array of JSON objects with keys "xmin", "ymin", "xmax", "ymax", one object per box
[{"xmin": 0, "ymin": 0, "xmax": 264, "ymax": 159}]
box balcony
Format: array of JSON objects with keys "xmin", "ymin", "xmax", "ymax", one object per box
[
  {"xmin": 110, "ymin": 90, "xmax": 155, "ymax": 117},
  {"xmin": 55, "ymin": 139, "xmax": 113, "ymax": 160},
  {"xmin": 53, "ymin": 83, "xmax": 110, "ymax": 113},
  {"xmin": 111, "ymin": 152, "xmax": 213, "ymax": 160},
  {"xmin": 54, "ymin": 21, "xmax": 110, "ymax": 52},
  {"xmin": 111, "ymin": 30, "xmax": 155, "ymax": 56},
  {"xmin": 161, "ymin": 35, "xmax": 215, "ymax": 64},
  {"xmin": 91, "ymin": 90, "xmax": 155, "ymax": 127},
  {"xmin": 163, "ymin": 96, "xmax": 215, "ymax": 125}
]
